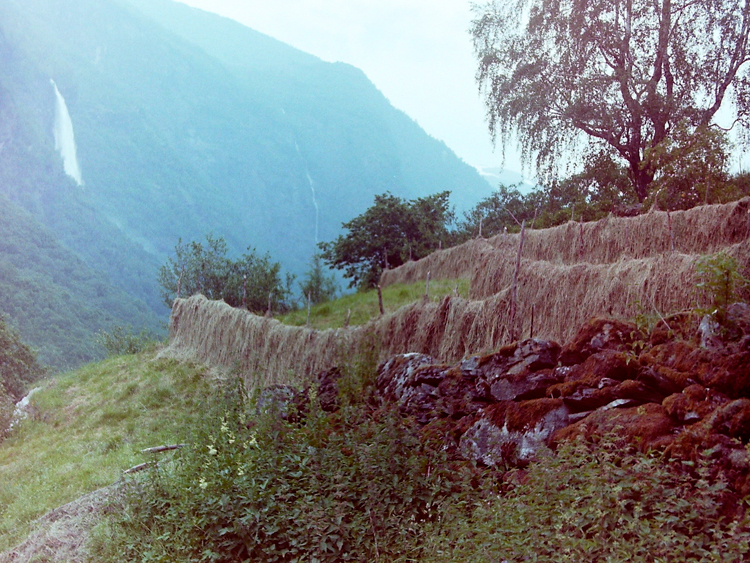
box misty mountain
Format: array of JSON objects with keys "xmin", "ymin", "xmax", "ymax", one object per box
[
  {"xmin": 0, "ymin": 0, "xmax": 491, "ymax": 368},
  {"xmin": 0, "ymin": 195, "xmax": 161, "ymax": 370}
]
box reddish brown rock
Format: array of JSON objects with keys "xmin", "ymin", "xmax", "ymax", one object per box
[
  {"xmin": 699, "ymin": 352, "xmax": 750, "ymax": 399},
  {"xmin": 564, "ymin": 350, "xmax": 639, "ymax": 385},
  {"xmin": 662, "ymin": 384, "xmax": 730, "ymax": 424},
  {"xmin": 552, "ymin": 403, "xmax": 675, "ymax": 452},
  {"xmin": 559, "ymin": 318, "xmax": 642, "ymax": 365},
  {"xmin": 639, "ymin": 340, "xmax": 697, "ymax": 369},
  {"xmin": 640, "ymin": 343, "xmax": 750, "ymax": 399},
  {"xmin": 636, "ymin": 364, "xmax": 695, "ymax": 396},
  {"xmin": 706, "ymin": 398, "xmax": 750, "ymax": 442}
]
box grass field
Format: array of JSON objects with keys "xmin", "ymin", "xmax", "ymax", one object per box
[{"xmin": 278, "ymin": 278, "xmax": 470, "ymax": 329}]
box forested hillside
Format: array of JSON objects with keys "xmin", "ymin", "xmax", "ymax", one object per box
[
  {"xmin": 0, "ymin": 0, "xmax": 490, "ymax": 369},
  {"xmin": 0, "ymin": 195, "xmax": 162, "ymax": 370}
]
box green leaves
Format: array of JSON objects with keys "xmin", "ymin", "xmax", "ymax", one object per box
[
  {"xmin": 157, "ymin": 234, "xmax": 292, "ymax": 313},
  {"xmin": 319, "ymin": 191, "xmax": 455, "ymax": 289},
  {"xmin": 695, "ymin": 252, "xmax": 750, "ymax": 326},
  {"xmin": 0, "ymin": 316, "xmax": 45, "ymax": 401},
  {"xmin": 472, "ymin": 0, "xmax": 750, "ymax": 202}
]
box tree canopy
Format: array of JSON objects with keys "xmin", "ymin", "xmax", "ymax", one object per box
[
  {"xmin": 471, "ymin": 0, "xmax": 750, "ymax": 202},
  {"xmin": 157, "ymin": 234, "xmax": 293, "ymax": 313},
  {"xmin": 319, "ymin": 192, "xmax": 454, "ymax": 289}
]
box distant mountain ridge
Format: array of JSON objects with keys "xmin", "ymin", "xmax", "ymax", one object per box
[{"xmin": 0, "ymin": 0, "xmax": 491, "ymax": 369}]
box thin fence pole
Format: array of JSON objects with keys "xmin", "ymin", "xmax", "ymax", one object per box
[
  {"xmin": 668, "ymin": 210, "xmax": 675, "ymax": 252},
  {"xmin": 510, "ymin": 220, "xmax": 526, "ymax": 343}
]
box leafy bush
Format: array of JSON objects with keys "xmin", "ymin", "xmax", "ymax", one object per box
[
  {"xmin": 100, "ymin": 368, "xmax": 482, "ymax": 563},
  {"xmin": 0, "ymin": 316, "xmax": 45, "ymax": 401},
  {"xmin": 95, "ymin": 325, "xmax": 160, "ymax": 357},
  {"xmin": 426, "ymin": 436, "xmax": 750, "ymax": 562}
]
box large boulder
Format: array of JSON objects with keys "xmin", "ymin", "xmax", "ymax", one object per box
[
  {"xmin": 559, "ymin": 318, "xmax": 642, "ymax": 365},
  {"xmin": 460, "ymin": 399, "xmax": 570, "ymax": 467},
  {"xmin": 464, "ymin": 339, "xmax": 562, "ymax": 401}
]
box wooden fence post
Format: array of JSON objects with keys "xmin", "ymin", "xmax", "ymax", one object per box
[{"xmin": 510, "ymin": 220, "xmax": 526, "ymax": 343}]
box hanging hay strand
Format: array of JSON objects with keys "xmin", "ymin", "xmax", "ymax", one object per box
[{"xmin": 162, "ymin": 296, "xmax": 361, "ymax": 389}]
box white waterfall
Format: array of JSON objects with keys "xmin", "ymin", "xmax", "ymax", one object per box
[
  {"xmin": 51, "ymin": 79, "xmax": 83, "ymax": 186},
  {"xmin": 295, "ymin": 140, "xmax": 320, "ymax": 244}
]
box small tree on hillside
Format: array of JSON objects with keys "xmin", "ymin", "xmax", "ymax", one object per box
[
  {"xmin": 319, "ymin": 191, "xmax": 454, "ymax": 288},
  {"xmin": 300, "ymin": 254, "xmax": 338, "ymax": 306}
]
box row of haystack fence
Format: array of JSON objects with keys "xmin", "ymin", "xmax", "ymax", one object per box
[
  {"xmin": 160, "ymin": 199, "xmax": 750, "ymax": 390},
  {"xmin": 380, "ymin": 197, "xmax": 750, "ymax": 288}
]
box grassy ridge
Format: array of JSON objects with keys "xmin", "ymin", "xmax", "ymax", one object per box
[
  {"xmin": 0, "ymin": 353, "xmax": 211, "ymax": 552},
  {"xmin": 278, "ymin": 278, "xmax": 470, "ymax": 329}
]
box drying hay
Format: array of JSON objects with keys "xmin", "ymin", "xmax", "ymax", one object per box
[
  {"xmin": 162, "ymin": 296, "xmax": 362, "ymax": 389},
  {"xmin": 161, "ymin": 294, "xmax": 517, "ymax": 386},
  {"xmin": 503, "ymin": 197, "xmax": 750, "ymax": 265},
  {"xmin": 379, "ymin": 238, "xmax": 494, "ymax": 287},
  {"xmin": 162, "ymin": 201, "xmax": 750, "ymax": 388},
  {"xmin": 380, "ymin": 198, "xmax": 750, "ymax": 287}
]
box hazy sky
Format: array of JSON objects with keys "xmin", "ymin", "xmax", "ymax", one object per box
[{"xmin": 176, "ymin": 0, "xmax": 527, "ymax": 176}]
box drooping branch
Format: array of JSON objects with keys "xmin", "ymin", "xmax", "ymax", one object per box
[{"xmin": 471, "ymin": 0, "xmax": 750, "ymax": 201}]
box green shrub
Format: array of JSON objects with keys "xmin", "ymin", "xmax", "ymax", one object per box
[
  {"xmin": 95, "ymin": 325, "xmax": 159, "ymax": 357},
  {"xmin": 100, "ymin": 372, "xmax": 482, "ymax": 563},
  {"xmin": 695, "ymin": 252, "xmax": 750, "ymax": 326},
  {"xmin": 426, "ymin": 436, "xmax": 750, "ymax": 562}
]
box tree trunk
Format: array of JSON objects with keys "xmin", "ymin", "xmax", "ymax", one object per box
[{"xmin": 629, "ymin": 159, "xmax": 654, "ymax": 202}]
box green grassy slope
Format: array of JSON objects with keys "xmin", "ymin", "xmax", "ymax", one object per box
[
  {"xmin": 0, "ymin": 352, "xmax": 211, "ymax": 552},
  {"xmin": 278, "ymin": 278, "xmax": 470, "ymax": 329}
]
